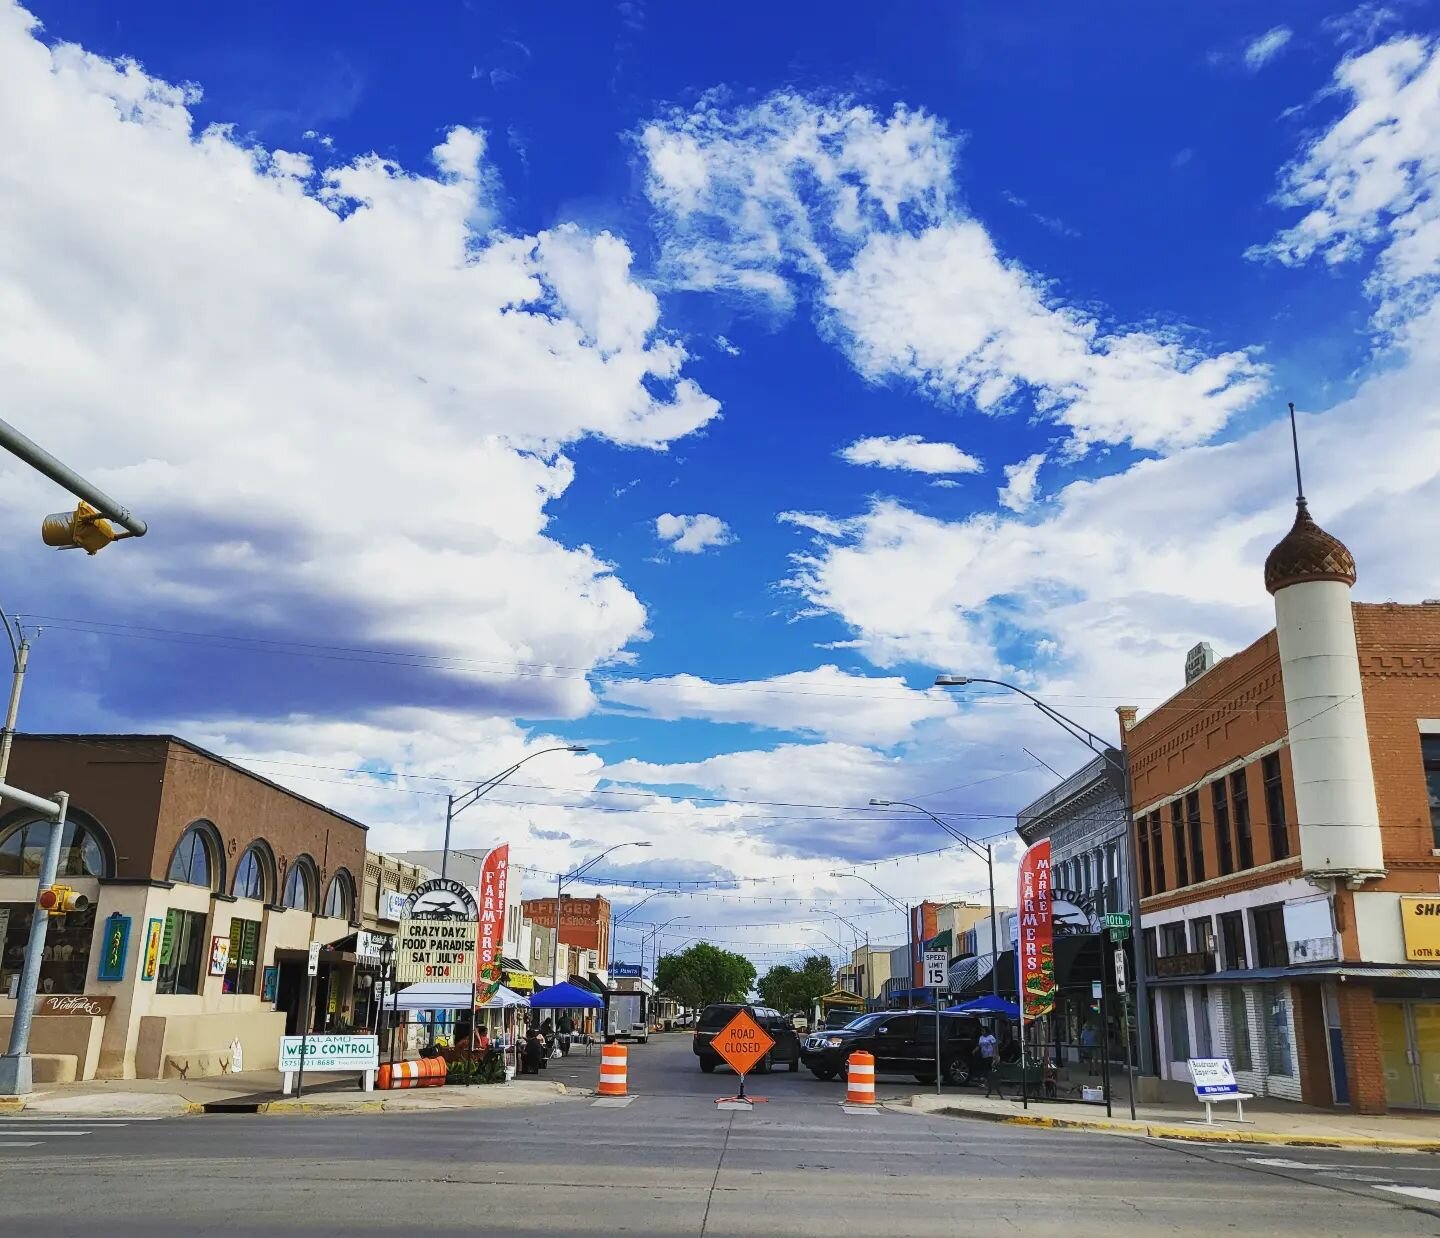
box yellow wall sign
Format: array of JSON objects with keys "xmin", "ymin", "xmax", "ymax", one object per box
[{"xmin": 1400, "ymin": 897, "xmax": 1440, "ymax": 962}]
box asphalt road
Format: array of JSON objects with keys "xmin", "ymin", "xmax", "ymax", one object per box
[{"xmin": 2, "ymin": 1033, "xmax": 1437, "ymax": 1237}]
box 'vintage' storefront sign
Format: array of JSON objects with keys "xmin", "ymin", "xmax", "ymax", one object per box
[
  {"xmin": 35, "ymin": 995, "xmax": 115, "ymax": 1017},
  {"xmin": 1400, "ymin": 896, "xmax": 1440, "ymax": 961},
  {"xmin": 1017, "ymin": 839, "xmax": 1055, "ymax": 1021}
]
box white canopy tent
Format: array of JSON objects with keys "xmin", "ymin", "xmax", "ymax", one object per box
[{"xmin": 379, "ymin": 983, "xmax": 529, "ymax": 1013}]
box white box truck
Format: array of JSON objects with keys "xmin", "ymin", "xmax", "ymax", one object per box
[{"xmin": 605, "ymin": 993, "xmax": 649, "ymax": 1043}]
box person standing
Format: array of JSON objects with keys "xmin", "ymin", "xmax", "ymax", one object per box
[{"xmin": 978, "ymin": 1024, "xmax": 998, "ymax": 1076}]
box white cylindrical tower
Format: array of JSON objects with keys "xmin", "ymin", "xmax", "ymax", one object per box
[{"xmin": 1265, "ymin": 502, "xmax": 1385, "ymax": 878}]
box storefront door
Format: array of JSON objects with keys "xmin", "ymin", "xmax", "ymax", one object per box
[{"xmin": 1377, "ymin": 1001, "xmax": 1440, "ymax": 1111}]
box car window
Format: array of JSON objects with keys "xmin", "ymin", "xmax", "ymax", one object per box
[
  {"xmin": 698, "ymin": 1005, "xmax": 741, "ymax": 1031},
  {"xmin": 877, "ymin": 1015, "xmax": 917, "ymax": 1037}
]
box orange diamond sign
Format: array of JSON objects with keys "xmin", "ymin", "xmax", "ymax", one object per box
[{"xmin": 711, "ymin": 1008, "xmax": 775, "ymax": 1077}]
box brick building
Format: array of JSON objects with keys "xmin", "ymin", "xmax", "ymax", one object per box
[
  {"xmin": 1124, "ymin": 500, "xmax": 1440, "ymax": 1114},
  {"xmin": 1, "ymin": 735, "xmax": 366, "ymax": 1081}
]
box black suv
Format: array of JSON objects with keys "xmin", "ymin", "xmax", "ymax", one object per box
[
  {"xmin": 800, "ymin": 1010, "xmax": 982, "ymax": 1086},
  {"xmin": 693, "ymin": 1003, "xmax": 802, "ymax": 1073}
]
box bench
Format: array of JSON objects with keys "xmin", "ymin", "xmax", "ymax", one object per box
[
  {"xmin": 1198, "ymin": 1092, "xmax": 1254, "ymax": 1124},
  {"xmin": 985, "ymin": 1063, "xmax": 1055, "ymax": 1100}
]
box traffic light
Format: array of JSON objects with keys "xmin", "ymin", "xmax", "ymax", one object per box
[
  {"xmin": 37, "ymin": 885, "xmax": 90, "ymax": 915},
  {"xmin": 41, "ymin": 500, "xmax": 117, "ymax": 555}
]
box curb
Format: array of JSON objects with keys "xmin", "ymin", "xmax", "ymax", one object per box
[
  {"xmin": 897, "ymin": 1102, "xmax": 1440, "ymax": 1152},
  {"xmin": 0, "ymin": 1098, "xmax": 25, "ymax": 1114}
]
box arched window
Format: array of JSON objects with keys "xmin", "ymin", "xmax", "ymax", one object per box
[
  {"xmin": 233, "ymin": 842, "xmax": 275, "ymax": 902},
  {"xmin": 167, "ymin": 821, "xmax": 222, "ymax": 890},
  {"xmin": 323, "ymin": 869, "xmax": 354, "ymax": 920},
  {"xmin": 282, "ymin": 856, "xmax": 316, "ymax": 912},
  {"xmin": 0, "ymin": 812, "xmax": 112, "ymax": 879}
]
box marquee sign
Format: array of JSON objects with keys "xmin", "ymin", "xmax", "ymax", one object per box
[
  {"xmin": 397, "ymin": 877, "xmax": 479, "ymax": 983},
  {"xmin": 403, "ymin": 877, "xmax": 478, "ymax": 921}
]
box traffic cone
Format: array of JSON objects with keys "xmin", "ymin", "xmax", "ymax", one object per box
[
  {"xmin": 598, "ymin": 1044, "xmax": 629, "ymax": 1097},
  {"xmin": 846, "ymin": 1050, "xmax": 876, "ymax": 1105}
]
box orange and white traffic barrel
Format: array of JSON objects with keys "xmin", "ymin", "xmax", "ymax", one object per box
[
  {"xmin": 846, "ymin": 1050, "xmax": 875, "ymax": 1105},
  {"xmin": 597, "ymin": 1043, "xmax": 629, "ymax": 1096}
]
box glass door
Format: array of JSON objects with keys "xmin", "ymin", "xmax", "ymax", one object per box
[
  {"xmin": 1377, "ymin": 1002, "xmax": 1418, "ymax": 1109},
  {"xmin": 1413, "ymin": 1003, "xmax": 1440, "ymax": 1110}
]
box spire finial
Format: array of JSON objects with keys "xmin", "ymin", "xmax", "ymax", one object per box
[{"xmin": 1288, "ymin": 401, "xmax": 1307, "ymax": 511}]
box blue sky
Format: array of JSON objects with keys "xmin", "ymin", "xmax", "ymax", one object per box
[{"xmin": 4, "ymin": 1, "xmax": 1439, "ymax": 963}]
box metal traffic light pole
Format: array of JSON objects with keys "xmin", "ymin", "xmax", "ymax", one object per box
[
  {"xmin": 0, "ymin": 415, "xmax": 148, "ymax": 541},
  {"xmin": 0, "ymin": 782, "xmax": 71, "ymax": 1096}
]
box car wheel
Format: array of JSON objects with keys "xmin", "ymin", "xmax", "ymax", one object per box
[
  {"xmin": 754, "ymin": 1053, "xmax": 771, "ymax": 1074},
  {"xmin": 810, "ymin": 1067, "xmax": 836, "ymax": 1081},
  {"xmin": 942, "ymin": 1056, "xmax": 971, "ymax": 1087},
  {"xmin": 700, "ymin": 1059, "xmax": 716, "ymax": 1073}
]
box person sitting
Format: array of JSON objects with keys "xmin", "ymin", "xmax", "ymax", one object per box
[{"xmin": 521, "ymin": 1026, "xmax": 545, "ymax": 1074}]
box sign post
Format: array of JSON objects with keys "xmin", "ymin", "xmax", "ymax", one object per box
[
  {"xmin": 296, "ymin": 940, "xmax": 321, "ymax": 1099},
  {"xmin": 709, "ymin": 1008, "xmax": 775, "ymax": 1108},
  {"xmin": 924, "ymin": 950, "xmax": 948, "ymax": 1096},
  {"xmin": 1114, "ymin": 946, "xmax": 1135, "ymax": 1120}
]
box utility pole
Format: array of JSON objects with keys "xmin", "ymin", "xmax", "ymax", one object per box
[{"xmin": 0, "ymin": 619, "xmax": 30, "ymax": 782}]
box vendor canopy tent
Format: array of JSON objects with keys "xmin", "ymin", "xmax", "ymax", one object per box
[
  {"xmin": 946, "ymin": 995, "xmax": 1021, "ymax": 1019},
  {"xmin": 384, "ymin": 983, "xmax": 529, "ymax": 1013},
  {"xmin": 527, "ymin": 980, "xmax": 604, "ymax": 1009}
]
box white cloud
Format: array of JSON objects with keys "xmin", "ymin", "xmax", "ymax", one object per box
[
  {"xmin": 0, "ymin": 2, "xmax": 720, "ymax": 722},
  {"xmin": 655, "ymin": 511, "xmax": 734, "ymax": 553},
  {"xmin": 639, "ymin": 92, "xmax": 1267, "ymax": 455},
  {"xmin": 1244, "ymin": 26, "xmax": 1294, "ymax": 71},
  {"xmin": 839, "ymin": 434, "xmax": 983, "ymax": 475},
  {"xmin": 998, "ymin": 452, "xmax": 1046, "ymax": 512},
  {"xmin": 602, "ymin": 664, "xmax": 956, "ymax": 745},
  {"xmin": 1251, "ymin": 35, "xmax": 1440, "ymax": 333}
]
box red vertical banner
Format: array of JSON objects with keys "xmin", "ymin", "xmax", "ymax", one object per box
[
  {"xmin": 476, "ymin": 844, "xmax": 510, "ymax": 996},
  {"xmin": 1017, "ymin": 839, "xmax": 1055, "ymax": 1020}
]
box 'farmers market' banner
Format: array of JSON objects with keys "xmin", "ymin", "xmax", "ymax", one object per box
[{"xmin": 1017, "ymin": 839, "xmax": 1055, "ymax": 1020}]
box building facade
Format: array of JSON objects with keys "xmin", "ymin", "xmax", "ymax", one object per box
[
  {"xmin": 1125, "ymin": 502, "xmax": 1440, "ymax": 1114},
  {"xmin": 0, "ymin": 735, "xmax": 366, "ymax": 1081}
]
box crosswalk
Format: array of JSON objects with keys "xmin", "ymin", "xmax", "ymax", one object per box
[
  {"xmin": 1185, "ymin": 1147, "xmax": 1440, "ymax": 1211},
  {"xmin": 0, "ymin": 1115, "xmax": 167, "ymax": 1151}
]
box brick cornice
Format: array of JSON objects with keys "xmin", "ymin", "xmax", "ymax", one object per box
[
  {"xmin": 1129, "ymin": 665, "xmax": 1283, "ymax": 782},
  {"xmin": 1140, "ymin": 858, "xmax": 1301, "ymax": 913}
]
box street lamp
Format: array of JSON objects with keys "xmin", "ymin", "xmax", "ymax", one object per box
[
  {"xmin": 611, "ymin": 889, "xmax": 679, "ymax": 974},
  {"xmin": 935, "ymin": 673, "xmax": 1151, "ymax": 1100},
  {"xmin": 640, "ymin": 915, "xmax": 690, "ymax": 982},
  {"xmin": 552, "ymin": 842, "xmax": 651, "ymax": 986},
  {"xmin": 0, "ymin": 608, "xmax": 31, "ymax": 783},
  {"xmin": 830, "ymin": 872, "xmax": 915, "ymax": 1010},
  {"xmin": 870, "ymin": 798, "xmax": 999, "ymax": 1000},
  {"xmin": 377, "ymin": 936, "xmax": 397, "ymax": 1068},
  {"xmin": 440, "ymin": 745, "xmax": 589, "ymax": 878}
]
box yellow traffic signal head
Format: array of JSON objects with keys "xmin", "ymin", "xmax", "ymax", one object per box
[
  {"xmin": 37, "ymin": 884, "xmax": 90, "ymax": 915},
  {"xmin": 41, "ymin": 500, "xmax": 117, "ymax": 555}
]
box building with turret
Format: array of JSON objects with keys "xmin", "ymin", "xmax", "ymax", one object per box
[{"xmin": 1122, "ymin": 492, "xmax": 1440, "ymax": 1115}]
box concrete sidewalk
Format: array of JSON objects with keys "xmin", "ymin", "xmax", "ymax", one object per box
[
  {"xmin": 0, "ymin": 1069, "xmax": 577, "ymax": 1117},
  {"xmin": 894, "ymin": 1087, "xmax": 1440, "ymax": 1151}
]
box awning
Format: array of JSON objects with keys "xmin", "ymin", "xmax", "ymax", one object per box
[
  {"xmin": 527, "ymin": 981, "xmax": 604, "ymax": 1010},
  {"xmin": 501, "ymin": 958, "xmax": 536, "ymax": 992},
  {"xmin": 946, "ymin": 995, "xmax": 1021, "ymax": 1019},
  {"xmin": 1146, "ymin": 962, "xmax": 1440, "ymax": 987}
]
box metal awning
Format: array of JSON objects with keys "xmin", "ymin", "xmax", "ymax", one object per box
[{"xmin": 1146, "ymin": 962, "xmax": 1440, "ymax": 987}]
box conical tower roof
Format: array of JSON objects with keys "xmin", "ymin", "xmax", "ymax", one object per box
[{"xmin": 1263, "ymin": 500, "xmax": 1356, "ymax": 595}]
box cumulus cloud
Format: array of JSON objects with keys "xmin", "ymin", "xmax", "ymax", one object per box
[
  {"xmin": 998, "ymin": 452, "xmax": 1046, "ymax": 512},
  {"xmin": 638, "ymin": 91, "xmax": 1267, "ymax": 455},
  {"xmin": 655, "ymin": 511, "xmax": 734, "ymax": 553},
  {"xmin": 602, "ymin": 664, "xmax": 957, "ymax": 746},
  {"xmin": 839, "ymin": 434, "xmax": 983, "ymax": 475},
  {"xmin": 1244, "ymin": 26, "xmax": 1294, "ymax": 70},
  {"xmin": 0, "ymin": 1, "xmax": 719, "ymax": 725}
]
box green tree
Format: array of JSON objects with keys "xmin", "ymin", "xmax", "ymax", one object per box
[
  {"xmin": 757, "ymin": 954, "xmax": 834, "ymax": 1013},
  {"xmin": 756, "ymin": 964, "xmax": 800, "ymax": 1011},
  {"xmin": 655, "ymin": 942, "xmax": 756, "ymax": 1008}
]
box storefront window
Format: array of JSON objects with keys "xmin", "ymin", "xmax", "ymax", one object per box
[
  {"xmin": 1165, "ymin": 987, "xmax": 1191, "ymax": 1061},
  {"xmin": 283, "ymin": 859, "xmax": 315, "ymax": 912},
  {"xmin": 224, "ymin": 918, "xmax": 261, "ymax": 994},
  {"xmin": 323, "ymin": 871, "xmax": 353, "ymax": 920},
  {"xmin": 0, "ymin": 901, "xmax": 95, "ymax": 995},
  {"xmin": 233, "ymin": 845, "xmax": 272, "ymax": 902},
  {"xmin": 0, "ymin": 817, "xmax": 108, "ymax": 878},
  {"xmin": 1263, "ymin": 983, "xmax": 1294, "ymax": 1076},
  {"xmin": 167, "ymin": 823, "xmax": 220, "ymax": 890},
  {"xmin": 156, "ymin": 908, "xmax": 208, "ymax": 995}
]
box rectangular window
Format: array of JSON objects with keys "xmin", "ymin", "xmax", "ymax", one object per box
[
  {"xmin": 1251, "ymin": 903, "xmax": 1288, "ymax": 969},
  {"xmin": 156, "ymin": 908, "xmax": 208, "ymax": 996},
  {"xmin": 1212, "ymin": 780, "xmax": 1234, "ymax": 876},
  {"xmin": 1218, "ymin": 910, "xmax": 1247, "ymax": 971},
  {"xmin": 1160, "ymin": 922, "xmax": 1188, "ymax": 956},
  {"xmin": 0, "ymin": 901, "xmax": 95, "ymax": 995},
  {"xmin": 1151, "ymin": 812, "xmax": 1166, "ymax": 893},
  {"xmin": 1186, "ymin": 792, "xmax": 1206, "ymax": 883},
  {"xmin": 1171, "ymin": 800, "xmax": 1189, "ymax": 888},
  {"xmin": 1423, "ymin": 735, "xmax": 1440, "ymax": 849},
  {"xmin": 1189, "ymin": 916, "xmax": 1214, "ymax": 959},
  {"xmin": 1262, "ymin": 984, "xmax": 1294, "ymax": 1077},
  {"xmin": 1262, "ymin": 753, "xmax": 1289, "ymax": 860},
  {"xmin": 223, "ymin": 918, "xmax": 260, "ymax": 995},
  {"xmin": 1165, "ymin": 987, "xmax": 1191, "ymax": 1061},
  {"xmin": 1138, "ymin": 817, "xmax": 1153, "ymax": 898},
  {"xmin": 1143, "ymin": 927, "xmax": 1158, "ymax": 975},
  {"xmin": 1231, "ymin": 769, "xmax": 1255, "ymax": 869},
  {"xmin": 1194, "ymin": 986, "xmax": 1214, "ymax": 1058},
  {"xmin": 1227, "ymin": 986, "xmax": 1253, "ymax": 1072}
]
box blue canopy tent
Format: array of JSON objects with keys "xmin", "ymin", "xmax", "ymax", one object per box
[
  {"xmin": 946, "ymin": 995, "xmax": 1021, "ymax": 1019},
  {"xmin": 527, "ymin": 981, "xmax": 604, "ymax": 1009}
]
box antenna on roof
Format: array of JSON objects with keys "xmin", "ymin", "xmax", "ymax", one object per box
[{"xmin": 1288, "ymin": 401, "xmax": 1307, "ymax": 510}]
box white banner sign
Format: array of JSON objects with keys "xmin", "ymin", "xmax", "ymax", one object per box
[
  {"xmin": 278, "ymin": 1034, "xmax": 378, "ymax": 1072},
  {"xmin": 381, "ymin": 889, "xmax": 410, "ymax": 921},
  {"xmin": 1188, "ymin": 1057, "xmax": 1239, "ymax": 1097},
  {"xmin": 395, "ymin": 918, "xmax": 478, "ymax": 982},
  {"xmin": 356, "ymin": 930, "xmax": 389, "ymax": 963}
]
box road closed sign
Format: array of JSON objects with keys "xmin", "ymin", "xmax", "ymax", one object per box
[{"xmin": 711, "ymin": 1009, "xmax": 775, "ymax": 1077}]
